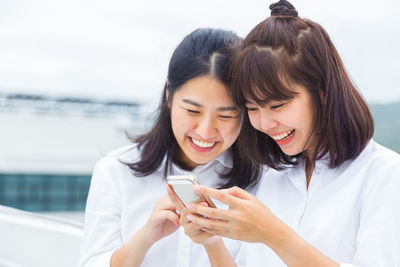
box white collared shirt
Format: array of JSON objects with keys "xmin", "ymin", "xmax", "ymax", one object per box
[
  {"xmin": 242, "ymin": 140, "xmax": 400, "ymax": 267},
  {"xmin": 78, "ymin": 145, "xmax": 243, "ymax": 267}
]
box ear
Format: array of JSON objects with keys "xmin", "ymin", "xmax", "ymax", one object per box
[
  {"xmin": 319, "ymin": 88, "xmax": 325, "ymax": 106},
  {"xmin": 166, "ymin": 89, "xmax": 170, "ymax": 102},
  {"xmin": 165, "ymin": 79, "xmax": 170, "ymax": 101},
  {"xmin": 165, "ymin": 80, "xmax": 172, "ymax": 108}
]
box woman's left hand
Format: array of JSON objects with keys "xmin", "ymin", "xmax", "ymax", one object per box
[
  {"xmin": 165, "ymin": 184, "xmax": 221, "ymax": 246},
  {"xmin": 186, "ymin": 185, "xmax": 286, "ymax": 245},
  {"xmin": 187, "ymin": 186, "xmax": 340, "ymax": 267}
]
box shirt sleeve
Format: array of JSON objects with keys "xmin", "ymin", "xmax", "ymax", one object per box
[
  {"xmin": 340, "ymin": 162, "xmax": 400, "ymax": 267},
  {"xmin": 78, "ymin": 157, "xmax": 123, "ymax": 267}
]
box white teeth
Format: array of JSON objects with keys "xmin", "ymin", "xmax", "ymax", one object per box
[
  {"xmin": 272, "ymin": 130, "xmax": 294, "ymax": 141},
  {"xmin": 191, "ymin": 138, "xmax": 215, "ymax": 148}
]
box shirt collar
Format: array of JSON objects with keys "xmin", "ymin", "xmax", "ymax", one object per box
[
  {"xmin": 212, "ymin": 149, "xmax": 233, "ymax": 168},
  {"xmin": 285, "ymin": 139, "xmax": 375, "ymax": 194},
  {"xmin": 156, "ymin": 149, "xmax": 233, "ymax": 174}
]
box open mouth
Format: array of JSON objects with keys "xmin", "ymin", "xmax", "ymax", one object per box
[
  {"xmin": 191, "ymin": 138, "xmax": 215, "ymax": 148},
  {"xmin": 189, "ymin": 137, "xmax": 217, "ymax": 151},
  {"xmin": 272, "ymin": 129, "xmax": 295, "ymax": 141}
]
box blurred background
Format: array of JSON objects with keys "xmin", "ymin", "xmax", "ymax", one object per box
[{"xmin": 1, "ymin": 0, "xmax": 399, "ymax": 222}]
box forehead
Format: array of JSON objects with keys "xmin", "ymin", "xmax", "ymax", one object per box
[
  {"xmin": 231, "ymin": 48, "xmax": 300, "ymax": 107},
  {"xmin": 174, "ymin": 76, "xmax": 235, "ymax": 106},
  {"xmin": 242, "ymin": 79, "xmax": 297, "ymax": 106}
]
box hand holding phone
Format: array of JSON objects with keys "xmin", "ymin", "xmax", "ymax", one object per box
[
  {"xmin": 166, "ymin": 175, "xmax": 220, "ymax": 246},
  {"xmin": 166, "ymin": 175, "xmax": 216, "ymax": 209}
]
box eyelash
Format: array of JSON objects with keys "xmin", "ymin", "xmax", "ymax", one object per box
[
  {"xmin": 219, "ymin": 115, "xmax": 235, "ymax": 119},
  {"xmin": 246, "ymin": 103, "xmax": 286, "ymax": 111},
  {"xmin": 186, "ymin": 110, "xmax": 237, "ymax": 119},
  {"xmin": 270, "ymin": 103, "xmax": 285, "ymax": 109}
]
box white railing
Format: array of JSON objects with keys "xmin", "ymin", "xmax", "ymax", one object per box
[{"xmin": 0, "ymin": 205, "xmax": 83, "ymax": 267}]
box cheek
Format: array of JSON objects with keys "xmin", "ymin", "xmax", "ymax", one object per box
[
  {"xmin": 220, "ymin": 119, "xmax": 242, "ymax": 141},
  {"xmin": 171, "ymin": 110, "xmax": 194, "ymax": 138},
  {"xmin": 247, "ymin": 113, "xmax": 260, "ymax": 131},
  {"xmin": 285, "ymin": 106, "xmax": 312, "ymax": 130}
]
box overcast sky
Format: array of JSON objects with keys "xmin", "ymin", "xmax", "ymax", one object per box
[{"xmin": 1, "ymin": 0, "xmax": 399, "ymax": 109}]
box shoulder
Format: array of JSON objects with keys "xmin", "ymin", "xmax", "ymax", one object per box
[
  {"xmin": 258, "ymin": 165, "xmax": 289, "ymax": 186},
  {"xmin": 92, "ymin": 144, "xmax": 140, "ymax": 180},
  {"xmin": 357, "ymin": 140, "xmax": 400, "ymax": 171},
  {"xmin": 96, "ymin": 145, "xmax": 140, "ymax": 168},
  {"xmin": 352, "ymin": 140, "xmax": 400, "ymax": 193}
]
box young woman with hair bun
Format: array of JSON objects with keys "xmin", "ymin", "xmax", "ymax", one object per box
[
  {"xmin": 78, "ymin": 28, "xmax": 261, "ymax": 267},
  {"xmin": 175, "ymin": 1, "xmax": 400, "ymax": 266}
]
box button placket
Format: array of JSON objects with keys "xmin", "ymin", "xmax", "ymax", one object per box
[{"xmin": 176, "ymin": 228, "xmax": 192, "ymax": 267}]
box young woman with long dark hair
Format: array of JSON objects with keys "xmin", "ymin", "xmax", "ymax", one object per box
[
  {"xmin": 78, "ymin": 28, "xmax": 260, "ymax": 267},
  {"xmin": 174, "ymin": 2, "xmax": 400, "ymax": 266}
]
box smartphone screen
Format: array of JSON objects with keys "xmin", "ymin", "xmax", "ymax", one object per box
[
  {"xmin": 167, "ymin": 178, "xmax": 200, "ymax": 205},
  {"xmin": 166, "ymin": 175, "xmax": 215, "ymax": 208}
]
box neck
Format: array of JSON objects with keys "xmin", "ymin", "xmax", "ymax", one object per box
[
  {"xmin": 304, "ymin": 153, "xmax": 315, "ymax": 188},
  {"xmin": 177, "ymin": 150, "xmax": 198, "ymax": 170}
]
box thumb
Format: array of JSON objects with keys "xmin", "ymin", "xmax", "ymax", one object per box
[{"xmin": 166, "ymin": 184, "xmax": 186, "ymax": 212}]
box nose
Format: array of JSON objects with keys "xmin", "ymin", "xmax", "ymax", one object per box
[
  {"xmin": 196, "ymin": 115, "xmax": 217, "ymax": 140},
  {"xmin": 254, "ymin": 109, "xmax": 279, "ymax": 132}
]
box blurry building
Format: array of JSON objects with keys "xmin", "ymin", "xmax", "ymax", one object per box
[{"xmin": 0, "ymin": 93, "xmax": 146, "ymax": 212}]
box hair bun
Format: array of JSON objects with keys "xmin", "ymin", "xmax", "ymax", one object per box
[{"xmin": 269, "ymin": 0, "xmax": 298, "ymax": 17}]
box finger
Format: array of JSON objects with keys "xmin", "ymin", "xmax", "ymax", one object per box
[
  {"xmin": 224, "ymin": 186, "xmax": 254, "ymax": 200},
  {"xmin": 179, "ymin": 210, "xmax": 191, "ymax": 226},
  {"xmin": 183, "ymin": 221, "xmax": 203, "ymax": 234},
  {"xmin": 199, "ymin": 201, "xmax": 209, "ymax": 207},
  {"xmin": 158, "ymin": 210, "xmax": 180, "ymax": 226},
  {"xmin": 200, "ymin": 227, "xmax": 229, "ymax": 238},
  {"xmin": 193, "ymin": 185, "xmax": 238, "ymax": 206},
  {"xmin": 186, "ymin": 202, "xmax": 230, "ymax": 220},
  {"xmin": 186, "ymin": 213, "xmax": 227, "ymax": 231},
  {"xmin": 153, "ymin": 197, "xmax": 181, "ymax": 217},
  {"xmin": 161, "ymin": 196, "xmax": 179, "ymax": 209},
  {"xmin": 185, "ymin": 228, "xmax": 214, "ymax": 244}
]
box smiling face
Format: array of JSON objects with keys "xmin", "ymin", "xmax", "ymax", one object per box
[
  {"xmin": 245, "ymin": 83, "xmax": 316, "ymax": 156},
  {"xmin": 169, "ymin": 75, "xmax": 242, "ymax": 168}
]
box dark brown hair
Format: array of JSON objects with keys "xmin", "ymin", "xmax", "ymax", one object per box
[
  {"xmin": 227, "ymin": 0, "xmax": 374, "ymax": 169},
  {"xmin": 125, "ymin": 28, "xmax": 260, "ymax": 189}
]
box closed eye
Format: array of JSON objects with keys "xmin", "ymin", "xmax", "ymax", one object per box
[
  {"xmin": 219, "ymin": 115, "xmax": 236, "ymax": 119},
  {"xmin": 270, "ymin": 103, "xmax": 285, "ymax": 110},
  {"xmin": 187, "ymin": 109, "xmax": 200, "ymax": 114},
  {"xmin": 246, "ymin": 107, "xmax": 258, "ymax": 111}
]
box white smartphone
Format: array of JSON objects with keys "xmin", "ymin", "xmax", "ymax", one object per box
[{"xmin": 166, "ymin": 175, "xmax": 216, "ymax": 208}]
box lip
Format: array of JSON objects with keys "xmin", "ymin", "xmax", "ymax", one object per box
[
  {"xmin": 271, "ymin": 130, "xmax": 295, "ymax": 147},
  {"xmin": 269, "ymin": 129, "xmax": 293, "ymax": 138},
  {"xmin": 188, "ymin": 137, "xmax": 218, "ymax": 152}
]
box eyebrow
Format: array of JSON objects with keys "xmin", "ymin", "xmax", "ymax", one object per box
[
  {"xmin": 244, "ymin": 99, "xmax": 256, "ymax": 105},
  {"xmin": 182, "ymin": 99, "xmax": 238, "ymax": 111}
]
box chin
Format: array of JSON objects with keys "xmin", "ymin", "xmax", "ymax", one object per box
[
  {"xmin": 281, "ymin": 147, "xmax": 301, "ymax": 156},
  {"xmin": 192, "ymin": 157, "xmax": 212, "ymax": 165}
]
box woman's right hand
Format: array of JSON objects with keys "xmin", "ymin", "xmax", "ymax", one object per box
[
  {"xmin": 166, "ymin": 185, "xmax": 237, "ymax": 267},
  {"xmin": 140, "ymin": 195, "xmax": 181, "ymax": 247},
  {"xmin": 111, "ymin": 196, "xmax": 180, "ymax": 267},
  {"xmin": 180, "ymin": 203, "xmax": 222, "ymax": 246}
]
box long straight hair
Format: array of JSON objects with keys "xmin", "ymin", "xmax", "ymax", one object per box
[
  {"xmin": 228, "ymin": 1, "xmax": 374, "ymax": 169},
  {"xmin": 125, "ymin": 28, "xmax": 260, "ymax": 189}
]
